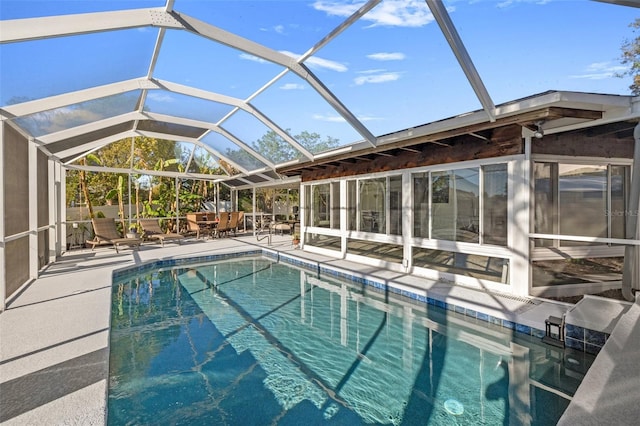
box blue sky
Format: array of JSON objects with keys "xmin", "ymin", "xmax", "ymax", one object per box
[{"xmin": 1, "ymin": 0, "xmax": 637, "ymax": 155}]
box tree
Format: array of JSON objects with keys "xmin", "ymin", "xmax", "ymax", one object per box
[
  {"xmin": 253, "ymin": 130, "xmax": 340, "ymax": 164},
  {"xmin": 619, "ymin": 18, "xmax": 640, "ymax": 95}
]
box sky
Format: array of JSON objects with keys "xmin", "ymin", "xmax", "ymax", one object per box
[{"xmin": 0, "ymin": 0, "xmax": 637, "ymax": 163}]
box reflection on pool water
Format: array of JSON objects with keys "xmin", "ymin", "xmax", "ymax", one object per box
[{"xmin": 108, "ymin": 256, "xmax": 594, "ymax": 425}]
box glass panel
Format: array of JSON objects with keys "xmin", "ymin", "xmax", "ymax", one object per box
[
  {"xmin": 251, "ymin": 72, "xmax": 363, "ymax": 151},
  {"xmin": 532, "ymin": 257, "xmax": 623, "ymax": 287},
  {"xmin": 304, "ymin": 234, "xmax": 341, "ymax": 251},
  {"xmin": 610, "ymin": 165, "xmax": 629, "ymax": 240},
  {"xmin": 413, "ymin": 173, "xmax": 429, "ymax": 238},
  {"xmin": 1, "ymin": 30, "xmax": 155, "ymax": 105},
  {"xmin": 482, "ymin": 164, "xmax": 508, "ymax": 246},
  {"xmin": 359, "ymin": 178, "xmax": 386, "ymax": 234},
  {"xmin": 190, "ymin": 146, "xmax": 222, "ymax": 174},
  {"xmin": 173, "ymin": 0, "xmax": 333, "ymax": 53},
  {"xmin": 533, "ymin": 162, "xmax": 557, "ymax": 247},
  {"xmin": 431, "ymin": 171, "xmax": 454, "ymax": 240},
  {"xmin": 389, "ymin": 175, "xmax": 402, "ymax": 236},
  {"xmin": 413, "ymin": 247, "xmax": 509, "ymax": 284},
  {"xmin": 154, "ymin": 29, "xmax": 286, "ymax": 99},
  {"xmin": 347, "ymin": 239, "xmax": 403, "ymax": 264},
  {"xmin": 432, "ymin": 168, "xmax": 480, "ymax": 243},
  {"xmin": 308, "ymin": 1, "xmax": 481, "ymax": 140},
  {"xmin": 92, "ymin": 139, "xmax": 133, "ymax": 168},
  {"xmin": 304, "ymin": 185, "xmax": 311, "ymax": 228},
  {"xmin": 559, "ymin": 164, "xmax": 607, "ymax": 245},
  {"xmin": 454, "ymin": 168, "xmax": 480, "ymax": 243},
  {"xmin": 132, "ymin": 138, "xmax": 190, "ymax": 172},
  {"xmin": 200, "ymin": 131, "xmax": 266, "ymax": 173},
  {"xmin": 331, "ymin": 182, "xmax": 340, "ymax": 230},
  {"xmin": 221, "ymin": 110, "xmax": 299, "ymax": 164},
  {"xmin": 12, "ymin": 91, "xmax": 139, "ymax": 137},
  {"xmin": 136, "ymin": 120, "xmax": 207, "ymax": 139},
  {"xmin": 144, "ymin": 90, "xmax": 234, "ymax": 124},
  {"xmin": 347, "ymin": 180, "xmax": 356, "ymax": 231},
  {"xmin": 312, "ymin": 183, "xmax": 330, "ymax": 228}
]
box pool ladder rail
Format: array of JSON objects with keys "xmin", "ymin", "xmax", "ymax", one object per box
[{"xmin": 255, "ymin": 224, "xmax": 272, "ymax": 246}]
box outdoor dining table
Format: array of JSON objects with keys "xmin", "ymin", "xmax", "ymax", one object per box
[{"xmin": 196, "ymin": 219, "xmax": 219, "ymax": 238}]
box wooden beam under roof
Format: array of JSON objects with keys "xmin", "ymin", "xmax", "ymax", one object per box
[{"xmin": 278, "ymin": 106, "xmax": 603, "ymax": 176}]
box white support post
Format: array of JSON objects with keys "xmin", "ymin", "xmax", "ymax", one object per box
[
  {"xmin": 59, "ymin": 163, "xmax": 67, "ymax": 254},
  {"xmin": 0, "ymin": 121, "xmax": 6, "ymax": 312},
  {"xmin": 127, "ymin": 173, "xmax": 132, "ymax": 229},
  {"xmin": 29, "ymin": 139, "xmax": 39, "ymax": 279},
  {"xmin": 402, "ymin": 172, "xmax": 412, "ymax": 271},
  {"xmin": 216, "ymin": 183, "xmax": 220, "ymax": 214},
  {"xmin": 175, "ymin": 176, "xmax": 180, "ymax": 232},
  {"xmin": 622, "ymin": 123, "xmax": 640, "ymax": 301},
  {"xmin": 340, "ymin": 180, "xmax": 347, "ymax": 255},
  {"xmin": 509, "ymin": 131, "xmax": 532, "ymax": 296},
  {"xmin": 252, "ymin": 186, "xmax": 257, "ymax": 236},
  {"xmin": 48, "ymin": 158, "xmax": 58, "ymax": 261}
]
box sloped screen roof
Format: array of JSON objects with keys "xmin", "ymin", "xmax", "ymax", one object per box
[{"xmin": 0, "ymin": 0, "xmax": 635, "ymax": 188}]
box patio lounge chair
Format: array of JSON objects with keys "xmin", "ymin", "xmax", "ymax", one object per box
[
  {"xmin": 86, "ymin": 218, "xmax": 141, "ymax": 253},
  {"xmin": 139, "ymin": 219, "xmax": 184, "ymax": 247}
]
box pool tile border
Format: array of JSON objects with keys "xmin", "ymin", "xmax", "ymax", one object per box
[
  {"xmin": 565, "ymin": 323, "xmax": 609, "ymax": 355},
  {"xmin": 112, "ymin": 248, "xmax": 549, "ymax": 342}
]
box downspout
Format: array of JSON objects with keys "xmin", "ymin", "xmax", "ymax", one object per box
[{"xmin": 622, "ymin": 123, "xmax": 640, "ymax": 301}]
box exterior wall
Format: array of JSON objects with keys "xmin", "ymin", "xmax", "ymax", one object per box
[
  {"xmin": 301, "ymin": 127, "xmax": 527, "ymax": 295},
  {"xmin": 300, "ymin": 121, "xmax": 636, "ymax": 300}
]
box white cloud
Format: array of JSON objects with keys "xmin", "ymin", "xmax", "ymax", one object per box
[
  {"xmin": 239, "ymin": 53, "xmax": 268, "ymax": 63},
  {"xmin": 281, "ymin": 50, "xmax": 348, "ymax": 72},
  {"xmin": 497, "ymin": 0, "xmax": 551, "ymax": 8},
  {"xmin": 367, "ymin": 52, "xmax": 406, "ymax": 61},
  {"xmin": 274, "ymin": 24, "xmax": 285, "ymax": 34},
  {"xmin": 313, "ymin": 0, "xmax": 439, "ymax": 28},
  {"xmin": 313, "ymin": 113, "xmax": 346, "ymax": 122},
  {"xmin": 358, "ymin": 68, "xmax": 387, "ymax": 74},
  {"xmin": 280, "ymin": 83, "xmax": 305, "ymax": 90},
  {"xmin": 147, "ymin": 92, "xmax": 175, "ymax": 102},
  {"xmin": 354, "ymin": 71, "xmax": 401, "ymax": 85},
  {"xmin": 306, "ymin": 56, "xmax": 349, "ymax": 72},
  {"xmin": 357, "ymin": 114, "xmax": 382, "ymax": 122},
  {"xmin": 570, "ymin": 62, "xmax": 628, "ymax": 80}
]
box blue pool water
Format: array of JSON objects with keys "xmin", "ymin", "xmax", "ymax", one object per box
[{"xmin": 108, "ymin": 256, "xmax": 593, "ymax": 425}]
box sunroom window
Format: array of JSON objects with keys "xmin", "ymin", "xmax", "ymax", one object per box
[
  {"xmin": 533, "ymin": 162, "xmax": 629, "ymax": 247},
  {"xmin": 412, "ymin": 163, "xmax": 507, "ymax": 246},
  {"xmin": 310, "ymin": 182, "xmax": 340, "ymax": 229}
]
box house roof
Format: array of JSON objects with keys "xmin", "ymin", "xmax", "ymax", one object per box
[{"xmin": 1, "ymin": 0, "xmax": 638, "ymax": 189}]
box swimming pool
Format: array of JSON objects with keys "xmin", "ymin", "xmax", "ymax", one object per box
[{"xmin": 107, "ymin": 255, "xmax": 593, "ymax": 425}]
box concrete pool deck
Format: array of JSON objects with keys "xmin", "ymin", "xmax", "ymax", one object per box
[{"xmin": 1, "ymin": 233, "xmax": 638, "ymax": 424}]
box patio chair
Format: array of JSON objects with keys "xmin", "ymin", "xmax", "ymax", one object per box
[
  {"xmin": 229, "ymin": 211, "xmax": 240, "ymax": 236},
  {"xmin": 237, "ymin": 211, "xmax": 244, "ymax": 232},
  {"xmin": 185, "ymin": 213, "xmax": 205, "ymax": 239},
  {"xmin": 216, "ymin": 212, "xmax": 230, "ymax": 238},
  {"xmin": 86, "ymin": 218, "xmax": 141, "ymax": 253},
  {"xmin": 139, "ymin": 219, "xmax": 184, "ymax": 247}
]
